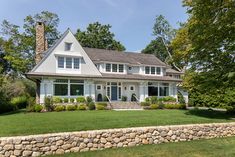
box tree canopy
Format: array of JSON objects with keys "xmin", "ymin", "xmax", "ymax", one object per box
[
  {"xmin": 75, "ymin": 22, "xmax": 125, "ymax": 51},
  {"xmin": 171, "ymin": 0, "xmax": 235, "ymax": 111},
  {"xmin": 0, "ymin": 11, "xmax": 60, "ymax": 76}
]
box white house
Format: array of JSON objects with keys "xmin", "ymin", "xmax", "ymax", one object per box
[{"xmin": 26, "ymin": 22, "xmax": 183, "ymax": 105}]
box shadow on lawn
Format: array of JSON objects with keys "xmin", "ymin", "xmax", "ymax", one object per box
[
  {"xmin": 0, "ymin": 109, "xmax": 26, "ymax": 116},
  {"xmin": 185, "ymin": 109, "xmax": 235, "ymax": 120}
]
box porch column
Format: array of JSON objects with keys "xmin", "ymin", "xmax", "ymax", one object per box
[{"xmin": 139, "ymin": 82, "xmax": 148, "ymax": 102}]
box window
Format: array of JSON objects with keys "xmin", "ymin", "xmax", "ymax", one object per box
[
  {"xmin": 96, "ymin": 85, "xmax": 102, "ymax": 90},
  {"xmin": 156, "ymin": 67, "xmax": 161, "ymax": 75},
  {"xmin": 128, "ymin": 66, "xmax": 132, "ymax": 70},
  {"xmin": 159, "ymin": 83, "xmax": 169, "ymax": 96},
  {"xmin": 66, "ymin": 57, "xmax": 72, "ymax": 69},
  {"xmin": 112, "ymin": 64, "xmax": 118, "ymax": 72},
  {"xmin": 58, "ymin": 57, "xmax": 64, "ymax": 68},
  {"xmin": 118, "ymin": 87, "xmax": 121, "ymax": 99},
  {"xmin": 129, "ymin": 85, "xmax": 135, "ymax": 91},
  {"xmin": 145, "ymin": 66, "xmax": 150, "ymax": 74},
  {"xmin": 106, "ymin": 63, "xmax": 111, "ymax": 72},
  {"xmin": 70, "ymin": 84, "xmax": 84, "ymax": 96},
  {"xmin": 54, "ymin": 79, "xmax": 84, "ymax": 96},
  {"xmin": 148, "ymin": 86, "xmax": 158, "ymax": 96},
  {"xmin": 73, "ymin": 58, "xmax": 80, "ymax": 69},
  {"xmin": 65, "ymin": 42, "xmax": 72, "ymax": 51},
  {"xmin": 151, "ymin": 67, "xmax": 155, "ymax": 74},
  {"xmin": 119, "ymin": 64, "xmax": 124, "ymax": 72}
]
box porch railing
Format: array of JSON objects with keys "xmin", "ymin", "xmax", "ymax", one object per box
[
  {"xmin": 132, "ymin": 95, "xmax": 141, "ymax": 106},
  {"xmin": 105, "ymin": 96, "xmax": 113, "ymax": 109}
]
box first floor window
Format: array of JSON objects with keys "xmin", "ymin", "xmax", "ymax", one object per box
[
  {"xmin": 159, "ymin": 83, "xmax": 169, "ymax": 96},
  {"xmin": 70, "ymin": 84, "xmax": 84, "ymax": 96},
  {"xmin": 54, "ymin": 84, "xmax": 68, "ymax": 96},
  {"xmin": 66, "ymin": 57, "xmax": 72, "ymax": 68},
  {"xmin": 118, "ymin": 87, "xmax": 121, "ymax": 99},
  {"xmin": 129, "ymin": 85, "xmax": 135, "ymax": 91},
  {"xmin": 148, "ymin": 86, "xmax": 158, "ymax": 96},
  {"xmin": 73, "ymin": 58, "xmax": 80, "ymax": 69},
  {"xmin": 58, "ymin": 57, "xmax": 64, "ymax": 68}
]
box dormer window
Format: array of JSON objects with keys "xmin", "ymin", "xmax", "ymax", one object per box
[
  {"xmin": 65, "ymin": 42, "xmax": 72, "ymax": 51},
  {"xmin": 105, "ymin": 63, "xmax": 124, "ymax": 73},
  {"xmin": 145, "ymin": 66, "xmax": 162, "ymax": 75}
]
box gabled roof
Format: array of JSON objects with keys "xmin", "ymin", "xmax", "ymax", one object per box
[
  {"xmin": 84, "ymin": 47, "xmax": 166, "ymax": 66},
  {"xmin": 166, "ymin": 68, "xmax": 183, "ymax": 74}
]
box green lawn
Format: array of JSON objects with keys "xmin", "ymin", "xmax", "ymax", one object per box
[
  {"xmin": 0, "ymin": 109, "xmax": 234, "ymax": 137},
  {"xmin": 49, "ymin": 136, "xmax": 235, "ymax": 157}
]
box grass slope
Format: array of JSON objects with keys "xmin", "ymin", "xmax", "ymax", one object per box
[
  {"xmin": 49, "ymin": 136, "xmax": 235, "ymax": 157},
  {"xmin": 0, "ymin": 109, "xmax": 234, "ymax": 137}
]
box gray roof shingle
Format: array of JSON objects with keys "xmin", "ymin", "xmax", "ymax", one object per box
[{"xmin": 83, "ymin": 47, "xmax": 166, "ymax": 66}]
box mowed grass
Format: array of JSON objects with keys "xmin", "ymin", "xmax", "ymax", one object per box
[
  {"xmin": 0, "ymin": 109, "xmax": 234, "ymax": 137},
  {"xmin": 49, "ymin": 136, "xmax": 235, "ymax": 157}
]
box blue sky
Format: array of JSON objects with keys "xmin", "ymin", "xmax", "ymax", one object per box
[{"xmin": 0, "ymin": 0, "xmax": 188, "ymax": 52}]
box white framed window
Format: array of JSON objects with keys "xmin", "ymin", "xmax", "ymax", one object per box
[
  {"xmin": 128, "ymin": 66, "xmax": 132, "ymax": 70},
  {"xmin": 58, "ymin": 57, "xmax": 64, "ymax": 68},
  {"xmin": 106, "ymin": 63, "xmax": 111, "ymax": 72},
  {"xmin": 145, "ymin": 66, "xmax": 162, "ymax": 75},
  {"xmin": 145, "ymin": 66, "xmax": 150, "ymax": 74},
  {"xmin": 119, "ymin": 64, "xmax": 124, "ymax": 72},
  {"xmin": 105, "ymin": 63, "xmax": 124, "ymax": 73},
  {"xmin": 65, "ymin": 42, "xmax": 72, "ymax": 51},
  {"xmin": 96, "ymin": 84, "xmax": 102, "ymax": 91},
  {"xmin": 156, "ymin": 67, "xmax": 161, "ymax": 75},
  {"xmin": 66, "ymin": 57, "xmax": 72, "ymax": 69},
  {"xmin": 73, "ymin": 58, "xmax": 80, "ymax": 69},
  {"xmin": 129, "ymin": 85, "xmax": 135, "ymax": 91}
]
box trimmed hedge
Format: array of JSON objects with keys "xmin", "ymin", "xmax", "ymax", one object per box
[
  {"xmin": 78, "ymin": 104, "xmax": 86, "ymax": 110},
  {"xmin": 34, "ymin": 104, "xmax": 43, "ymax": 112},
  {"xmin": 150, "ymin": 104, "xmax": 159, "ymax": 109},
  {"xmin": 140, "ymin": 102, "xmax": 150, "ymax": 106},
  {"xmin": 54, "ymin": 105, "xmax": 65, "ymax": 112},
  {"xmin": 66, "ymin": 104, "xmax": 77, "ymax": 111},
  {"xmin": 96, "ymin": 102, "xmax": 108, "ymax": 107},
  {"xmin": 76, "ymin": 97, "xmax": 86, "ymax": 103},
  {"xmin": 88, "ymin": 102, "xmax": 96, "ymax": 110},
  {"xmin": 53, "ymin": 97, "xmax": 62, "ymax": 103},
  {"xmin": 96, "ymin": 104, "xmax": 105, "ymax": 110}
]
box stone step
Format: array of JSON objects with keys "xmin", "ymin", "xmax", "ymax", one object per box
[{"xmin": 110, "ymin": 102, "xmax": 142, "ymax": 109}]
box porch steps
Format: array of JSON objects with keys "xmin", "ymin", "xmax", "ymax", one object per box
[{"xmin": 110, "ymin": 102, "xmax": 142, "ymax": 109}]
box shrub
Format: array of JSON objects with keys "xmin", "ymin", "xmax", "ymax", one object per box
[
  {"xmin": 53, "ymin": 97, "xmax": 62, "ymax": 104},
  {"xmin": 159, "ymin": 96, "xmax": 176, "ymax": 102},
  {"xmin": 121, "ymin": 96, "xmax": 127, "ymax": 101},
  {"xmin": 88, "ymin": 102, "xmax": 96, "ymax": 110},
  {"xmin": 145, "ymin": 97, "xmax": 151, "ymax": 103},
  {"xmin": 86, "ymin": 96, "xmax": 93, "ymax": 103},
  {"xmin": 150, "ymin": 96, "xmax": 158, "ymax": 104},
  {"xmin": 70, "ymin": 98, "xmax": 75, "ymax": 103},
  {"xmin": 66, "ymin": 104, "xmax": 77, "ymax": 111},
  {"xmin": 178, "ymin": 104, "xmax": 186, "ymax": 109},
  {"xmin": 150, "ymin": 104, "xmax": 159, "ymax": 109},
  {"xmin": 158, "ymin": 102, "xmax": 165, "ymax": 109},
  {"xmin": 96, "ymin": 102, "xmax": 107, "ymax": 107},
  {"xmin": 54, "ymin": 105, "xmax": 65, "ymax": 112},
  {"xmin": 34, "ymin": 104, "xmax": 43, "ymax": 112},
  {"xmin": 10, "ymin": 96, "xmax": 28, "ymax": 109},
  {"xmin": 76, "ymin": 96, "xmax": 86, "ymax": 103},
  {"xmin": 226, "ymin": 106, "xmax": 235, "ymax": 114},
  {"xmin": 164, "ymin": 104, "xmax": 175, "ymax": 109},
  {"xmin": 78, "ymin": 104, "xmax": 86, "ymax": 110},
  {"xmin": 96, "ymin": 104, "xmax": 105, "ymax": 110},
  {"xmin": 63, "ymin": 98, "xmax": 69, "ymax": 103},
  {"xmin": 140, "ymin": 102, "xmax": 150, "ymax": 106},
  {"xmin": 44, "ymin": 96, "xmax": 54, "ymax": 111}
]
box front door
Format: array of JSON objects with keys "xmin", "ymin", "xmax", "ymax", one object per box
[{"xmin": 111, "ymin": 86, "xmax": 118, "ymax": 101}]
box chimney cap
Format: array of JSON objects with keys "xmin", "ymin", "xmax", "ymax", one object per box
[{"xmin": 36, "ymin": 21, "xmax": 44, "ymax": 26}]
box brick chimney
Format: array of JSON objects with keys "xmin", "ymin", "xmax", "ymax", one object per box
[{"xmin": 35, "ymin": 22, "xmax": 47, "ymax": 64}]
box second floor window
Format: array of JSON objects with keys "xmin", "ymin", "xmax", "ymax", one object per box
[
  {"xmin": 66, "ymin": 57, "xmax": 72, "ymax": 69},
  {"xmin": 105, "ymin": 63, "xmax": 124, "ymax": 73},
  {"xmin": 58, "ymin": 57, "xmax": 80, "ymax": 70},
  {"xmin": 145, "ymin": 66, "xmax": 161, "ymax": 75}
]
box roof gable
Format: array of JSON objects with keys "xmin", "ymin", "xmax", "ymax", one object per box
[{"xmin": 30, "ymin": 29, "xmax": 101, "ymax": 76}]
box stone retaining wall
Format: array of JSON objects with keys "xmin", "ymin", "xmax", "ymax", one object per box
[{"xmin": 1, "ymin": 122, "xmax": 235, "ymax": 157}]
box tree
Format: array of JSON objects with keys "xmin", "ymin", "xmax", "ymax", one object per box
[
  {"xmin": 75, "ymin": 22, "xmax": 125, "ymax": 51},
  {"xmin": 0, "ymin": 11, "xmax": 60, "ymax": 76},
  {"xmin": 142, "ymin": 15, "xmax": 180, "ymax": 70},
  {"xmin": 172, "ymin": 0, "xmax": 235, "ymax": 111}
]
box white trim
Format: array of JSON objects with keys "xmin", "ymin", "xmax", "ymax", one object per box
[
  {"xmin": 96, "ymin": 84, "xmax": 102, "ymax": 91},
  {"xmin": 129, "ymin": 85, "xmax": 135, "ymax": 91}
]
